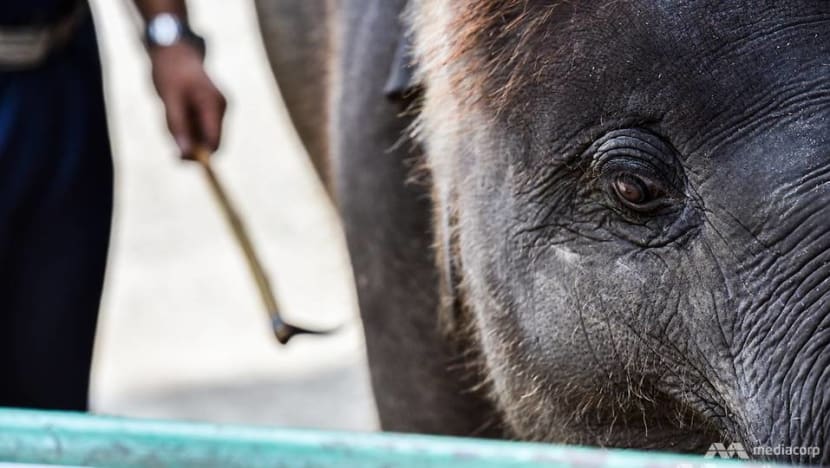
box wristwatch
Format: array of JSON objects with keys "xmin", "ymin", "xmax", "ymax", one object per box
[{"xmin": 144, "ymin": 13, "xmax": 206, "ymax": 57}]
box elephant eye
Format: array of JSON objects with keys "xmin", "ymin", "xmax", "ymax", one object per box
[
  {"xmin": 610, "ymin": 173, "xmax": 666, "ymax": 212},
  {"xmin": 587, "ymin": 128, "xmax": 685, "ymax": 217}
]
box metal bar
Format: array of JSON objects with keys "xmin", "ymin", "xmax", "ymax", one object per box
[{"xmin": 0, "ymin": 408, "xmax": 756, "ymax": 467}]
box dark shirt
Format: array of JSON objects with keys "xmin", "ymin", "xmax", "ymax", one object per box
[{"xmin": 0, "ymin": 0, "xmax": 78, "ymax": 27}]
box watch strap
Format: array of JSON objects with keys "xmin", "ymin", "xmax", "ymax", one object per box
[{"xmin": 144, "ymin": 13, "xmax": 206, "ymax": 58}]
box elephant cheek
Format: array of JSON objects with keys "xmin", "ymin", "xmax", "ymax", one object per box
[{"xmin": 735, "ymin": 309, "xmax": 830, "ymax": 464}]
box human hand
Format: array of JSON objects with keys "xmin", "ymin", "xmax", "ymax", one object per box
[{"xmin": 150, "ymin": 42, "xmax": 226, "ymax": 159}]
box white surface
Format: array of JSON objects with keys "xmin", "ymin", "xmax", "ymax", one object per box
[{"xmin": 87, "ymin": 0, "xmax": 377, "ymax": 431}]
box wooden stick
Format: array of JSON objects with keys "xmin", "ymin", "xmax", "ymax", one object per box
[{"xmin": 194, "ymin": 147, "xmax": 293, "ymax": 343}]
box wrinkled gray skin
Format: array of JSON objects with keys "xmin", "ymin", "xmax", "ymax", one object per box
[{"xmin": 256, "ymin": 0, "xmax": 830, "ymax": 463}]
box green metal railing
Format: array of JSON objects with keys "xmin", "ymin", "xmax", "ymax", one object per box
[{"xmin": 0, "ymin": 408, "xmax": 760, "ymax": 467}]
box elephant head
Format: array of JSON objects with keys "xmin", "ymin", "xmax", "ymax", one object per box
[{"xmin": 411, "ymin": 0, "xmax": 830, "ymax": 463}]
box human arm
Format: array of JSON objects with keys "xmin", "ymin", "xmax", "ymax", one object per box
[{"xmin": 134, "ymin": 0, "xmax": 226, "ymax": 158}]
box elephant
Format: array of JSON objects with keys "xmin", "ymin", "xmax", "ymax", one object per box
[{"xmin": 255, "ymin": 0, "xmax": 830, "ymax": 464}]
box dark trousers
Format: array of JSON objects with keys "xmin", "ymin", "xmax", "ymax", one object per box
[{"xmin": 0, "ymin": 17, "xmax": 112, "ymax": 411}]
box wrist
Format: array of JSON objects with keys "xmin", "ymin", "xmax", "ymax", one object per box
[
  {"xmin": 148, "ymin": 42, "xmax": 204, "ymax": 71},
  {"xmin": 144, "ymin": 13, "xmax": 206, "ymax": 59}
]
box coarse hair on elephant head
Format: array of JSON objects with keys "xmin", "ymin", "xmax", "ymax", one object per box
[{"xmin": 409, "ymin": 0, "xmax": 830, "ymax": 463}]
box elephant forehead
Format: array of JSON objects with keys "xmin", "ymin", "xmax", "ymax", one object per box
[{"xmin": 413, "ymin": 0, "xmax": 830, "ymax": 148}]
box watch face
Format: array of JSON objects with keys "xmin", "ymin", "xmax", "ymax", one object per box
[{"xmin": 148, "ymin": 13, "xmax": 182, "ymax": 47}]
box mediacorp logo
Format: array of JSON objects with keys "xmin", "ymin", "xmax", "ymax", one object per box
[
  {"xmin": 705, "ymin": 442, "xmax": 821, "ymax": 460},
  {"xmin": 705, "ymin": 442, "xmax": 750, "ymax": 460}
]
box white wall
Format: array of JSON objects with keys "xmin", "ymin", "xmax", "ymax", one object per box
[{"xmin": 88, "ymin": 0, "xmax": 376, "ymax": 430}]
